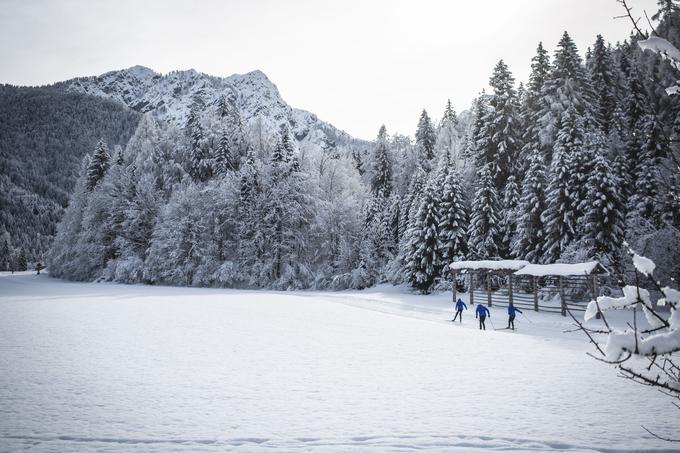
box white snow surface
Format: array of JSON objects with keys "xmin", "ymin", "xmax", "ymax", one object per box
[
  {"xmin": 0, "ymin": 274, "xmax": 675, "ymax": 452},
  {"xmin": 515, "ymin": 261, "xmax": 601, "ymax": 277},
  {"xmin": 449, "ymin": 259, "xmax": 529, "ymax": 271}
]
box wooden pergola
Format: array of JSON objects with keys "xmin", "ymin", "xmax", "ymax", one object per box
[
  {"xmin": 514, "ymin": 262, "xmax": 609, "ymax": 315},
  {"xmin": 449, "ymin": 260, "xmax": 529, "ymax": 307},
  {"xmin": 449, "ymin": 260, "xmax": 609, "ymax": 316}
]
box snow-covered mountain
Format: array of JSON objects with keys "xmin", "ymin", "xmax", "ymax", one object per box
[{"xmin": 59, "ymin": 65, "xmax": 368, "ymax": 151}]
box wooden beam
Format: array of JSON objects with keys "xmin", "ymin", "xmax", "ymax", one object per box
[
  {"xmin": 533, "ymin": 276, "xmax": 539, "ymax": 312},
  {"xmin": 469, "ymin": 272, "xmax": 475, "ymax": 305},
  {"xmin": 559, "ymin": 276, "xmax": 566, "ymax": 316},
  {"xmin": 592, "ymin": 274, "xmax": 601, "ymax": 319},
  {"xmin": 452, "ymin": 270, "xmax": 457, "ymax": 304},
  {"xmin": 508, "ymin": 273, "xmax": 514, "ymax": 306},
  {"xmin": 487, "ymin": 272, "xmax": 492, "ymax": 307}
]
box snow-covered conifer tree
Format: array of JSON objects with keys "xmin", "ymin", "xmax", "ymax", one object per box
[
  {"xmin": 579, "ymin": 148, "xmax": 625, "ymax": 267},
  {"xmin": 368, "ymin": 125, "xmax": 393, "ymax": 198},
  {"xmin": 477, "ymin": 59, "xmax": 520, "ymax": 191},
  {"xmin": 86, "ymin": 140, "xmax": 111, "ymax": 191},
  {"xmin": 588, "ymin": 34, "xmax": 617, "ymax": 133},
  {"xmin": 415, "ymin": 109, "xmax": 436, "ymax": 170},
  {"xmin": 543, "ymin": 106, "xmax": 585, "ymax": 262},
  {"xmin": 467, "ymin": 164, "xmax": 501, "ymax": 259},
  {"xmin": 436, "ymin": 100, "xmax": 459, "ymax": 166},
  {"xmin": 405, "ymin": 182, "xmax": 440, "ymax": 293},
  {"xmin": 500, "ymin": 174, "xmax": 520, "ymax": 256},
  {"xmin": 437, "ymin": 166, "xmax": 468, "ymax": 270},
  {"xmin": 518, "ymin": 42, "xmax": 551, "ymax": 177},
  {"xmin": 186, "ymin": 105, "xmax": 212, "ymax": 182},
  {"xmin": 512, "ymin": 149, "xmax": 546, "ymax": 262},
  {"xmin": 215, "ymin": 129, "xmax": 236, "ymax": 174}
]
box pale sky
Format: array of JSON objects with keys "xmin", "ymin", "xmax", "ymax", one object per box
[{"xmin": 0, "ymin": 0, "xmax": 659, "ymax": 140}]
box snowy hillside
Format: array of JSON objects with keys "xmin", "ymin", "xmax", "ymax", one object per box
[
  {"xmin": 60, "ymin": 66, "xmax": 368, "ymax": 152},
  {"xmin": 0, "ymin": 274, "xmax": 674, "ymax": 452}
]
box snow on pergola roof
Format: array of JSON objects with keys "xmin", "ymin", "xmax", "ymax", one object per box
[
  {"xmin": 449, "ymin": 260, "xmax": 609, "ymax": 276},
  {"xmin": 449, "ymin": 260, "xmax": 530, "ymax": 272},
  {"xmin": 513, "ymin": 261, "xmax": 608, "ymax": 277}
]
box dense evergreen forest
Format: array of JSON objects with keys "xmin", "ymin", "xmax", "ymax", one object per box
[
  {"xmin": 7, "ymin": 7, "xmax": 680, "ymax": 292},
  {"xmin": 0, "ymin": 86, "xmax": 140, "ymax": 267}
]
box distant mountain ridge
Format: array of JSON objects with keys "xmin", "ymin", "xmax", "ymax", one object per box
[{"xmin": 59, "ymin": 65, "xmax": 368, "ymax": 151}]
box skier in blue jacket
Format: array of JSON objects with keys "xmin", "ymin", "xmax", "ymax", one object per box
[
  {"xmin": 452, "ymin": 298, "xmax": 467, "ymax": 323},
  {"xmin": 475, "ymin": 304, "xmax": 490, "ymax": 330},
  {"xmin": 507, "ymin": 302, "xmax": 522, "ymax": 330}
]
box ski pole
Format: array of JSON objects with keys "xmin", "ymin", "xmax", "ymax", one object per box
[
  {"xmin": 520, "ymin": 311, "xmax": 533, "ymax": 323},
  {"xmin": 489, "ymin": 316, "xmax": 496, "ymax": 330}
]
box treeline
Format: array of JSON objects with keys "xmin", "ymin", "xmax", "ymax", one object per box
[
  {"xmin": 363, "ymin": 26, "xmax": 680, "ymax": 292},
  {"xmin": 48, "ymin": 12, "xmax": 680, "ymax": 291}
]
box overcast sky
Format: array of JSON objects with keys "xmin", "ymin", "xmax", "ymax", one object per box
[{"xmin": 0, "ymin": 0, "xmax": 659, "ymax": 140}]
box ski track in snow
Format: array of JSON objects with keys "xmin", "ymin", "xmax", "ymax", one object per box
[{"xmin": 0, "ymin": 274, "xmax": 675, "ymax": 452}]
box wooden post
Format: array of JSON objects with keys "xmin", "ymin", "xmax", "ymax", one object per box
[
  {"xmin": 592, "ymin": 274, "xmax": 601, "ymax": 319},
  {"xmin": 508, "ymin": 273, "xmax": 514, "ymax": 305},
  {"xmin": 559, "ymin": 276, "xmax": 566, "ymax": 317},
  {"xmin": 452, "ymin": 270, "xmax": 457, "ymax": 304},
  {"xmin": 469, "ymin": 272, "xmax": 475, "ymax": 306},
  {"xmin": 533, "ymin": 276, "xmax": 539, "ymax": 312},
  {"xmin": 487, "ymin": 272, "xmax": 492, "ymax": 307}
]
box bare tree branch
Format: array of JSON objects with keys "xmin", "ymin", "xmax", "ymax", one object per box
[{"xmin": 641, "ymin": 425, "xmax": 680, "ymax": 442}]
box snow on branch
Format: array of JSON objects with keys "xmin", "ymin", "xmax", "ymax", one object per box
[
  {"xmin": 633, "ymin": 253, "xmax": 656, "ymax": 277},
  {"xmin": 638, "ymin": 36, "xmax": 680, "ymax": 95},
  {"xmin": 638, "ymin": 36, "xmax": 680, "ymax": 63}
]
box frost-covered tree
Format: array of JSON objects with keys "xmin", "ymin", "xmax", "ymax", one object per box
[
  {"xmin": 217, "ymin": 95, "xmax": 230, "ymax": 118},
  {"xmin": 579, "ymin": 147, "xmax": 625, "ymax": 267},
  {"xmin": 477, "ymin": 59, "xmax": 521, "ymax": 190},
  {"xmin": 398, "ymin": 169, "xmax": 426, "ymax": 242},
  {"xmin": 543, "ymin": 107, "xmax": 585, "ymax": 263},
  {"xmin": 272, "ymin": 124, "xmax": 294, "ymax": 163},
  {"xmin": 86, "ymin": 140, "xmax": 111, "ymax": 191},
  {"xmin": 442, "ymin": 99, "xmax": 457, "ymax": 126},
  {"xmin": 260, "ymin": 132, "xmax": 315, "ymax": 287},
  {"xmin": 415, "ymin": 109, "xmax": 436, "ymax": 170},
  {"xmin": 186, "ymin": 105, "xmax": 212, "ymax": 182},
  {"xmin": 381, "ymin": 194, "xmax": 401, "ymax": 258},
  {"xmin": 76, "ymin": 154, "xmax": 132, "ymax": 279},
  {"xmin": 48, "ymin": 155, "xmax": 91, "ymax": 279},
  {"xmin": 519, "ymin": 42, "xmax": 552, "ymax": 172},
  {"xmin": 500, "ymin": 174, "xmax": 520, "ymax": 257},
  {"xmin": 468, "ymin": 164, "xmax": 501, "ymax": 259},
  {"xmin": 539, "ymin": 31, "xmax": 598, "ymax": 155},
  {"xmin": 512, "ymin": 149, "xmax": 547, "ymax": 262},
  {"xmin": 437, "ymin": 100, "xmax": 459, "ymax": 166},
  {"xmin": 437, "ymin": 166, "xmax": 468, "ymax": 269},
  {"xmin": 237, "ymin": 152, "xmax": 265, "ymax": 284},
  {"xmin": 588, "ymin": 34, "xmax": 617, "ymax": 133},
  {"xmin": 215, "ymin": 129, "xmax": 237, "ymax": 174},
  {"xmin": 405, "ymin": 182, "xmax": 440, "ymax": 293},
  {"xmin": 368, "ymin": 125, "xmax": 393, "ymax": 198},
  {"xmin": 144, "ymin": 185, "xmax": 208, "ymax": 286}
]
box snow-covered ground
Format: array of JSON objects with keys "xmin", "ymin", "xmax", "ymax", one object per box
[{"xmin": 0, "ymin": 273, "xmax": 675, "ymax": 452}]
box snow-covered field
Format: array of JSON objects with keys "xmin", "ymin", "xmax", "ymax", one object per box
[{"xmin": 0, "ymin": 273, "xmax": 675, "ymax": 452}]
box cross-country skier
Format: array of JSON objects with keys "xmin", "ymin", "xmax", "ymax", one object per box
[
  {"xmin": 507, "ymin": 302, "xmax": 522, "ymax": 330},
  {"xmin": 452, "ymin": 298, "xmax": 467, "ymax": 323},
  {"xmin": 475, "ymin": 304, "xmax": 490, "ymax": 330}
]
